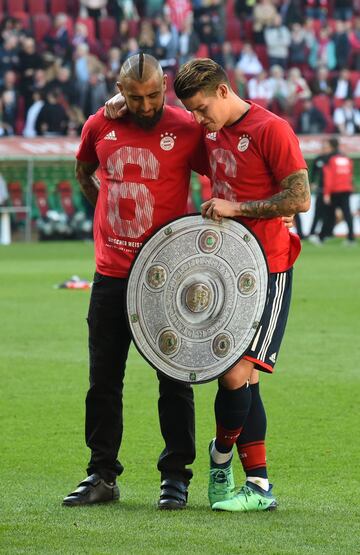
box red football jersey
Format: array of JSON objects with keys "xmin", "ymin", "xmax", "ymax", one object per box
[
  {"xmin": 205, "ymin": 102, "xmax": 307, "ymax": 272},
  {"xmin": 77, "ymin": 105, "xmax": 208, "ymax": 277}
]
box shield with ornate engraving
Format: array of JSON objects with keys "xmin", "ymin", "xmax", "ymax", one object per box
[{"xmin": 126, "ymin": 215, "xmax": 269, "ymax": 383}]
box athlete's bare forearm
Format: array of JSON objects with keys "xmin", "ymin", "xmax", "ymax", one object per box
[
  {"xmin": 75, "ymin": 160, "xmax": 100, "ymax": 207},
  {"xmin": 201, "ymin": 169, "xmax": 311, "ymax": 221},
  {"xmin": 238, "ymin": 169, "xmax": 311, "ymax": 218}
]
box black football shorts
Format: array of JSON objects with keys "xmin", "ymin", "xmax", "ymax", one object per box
[{"xmin": 243, "ymin": 268, "xmax": 293, "ymax": 373}]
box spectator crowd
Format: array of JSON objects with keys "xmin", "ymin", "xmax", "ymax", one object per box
[{"xmin": 1, "ymin": 0, "xmax": 360, "ymax": 137}]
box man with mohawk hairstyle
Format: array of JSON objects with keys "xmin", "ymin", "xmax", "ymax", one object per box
[{"xmin": 62, "ymin": 53, "xmax": 209, "ymax": 510}]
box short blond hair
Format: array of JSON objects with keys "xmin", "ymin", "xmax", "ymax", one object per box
[{"xmin": 174, "ymin": 58, "xmax": 230, "ymax": 99}]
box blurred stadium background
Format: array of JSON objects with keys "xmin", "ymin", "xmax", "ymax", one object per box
[
  {"xmin": 0, "ymin": 0, "xmax": 360, "ymax": 243},
  {"xmin": 1, "ymin": 2, "xmax": 360, "ymax": 553}
]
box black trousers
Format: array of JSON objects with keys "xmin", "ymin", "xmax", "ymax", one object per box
[
  {"xmin": 320, "ymin": 192, "xmax": 354, "ymax": 241},
  {"xmin": 85, "ymin": 272, "xmax": 195, "ymax": 485},
  {"xmin": 309, "ymin": 193, "xmax": 326, "ymax": 236}
]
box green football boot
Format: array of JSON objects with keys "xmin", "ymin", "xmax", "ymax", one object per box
[
  {"xmin": 212, "ymin": 481, "xmax": 277, "ymax": 512},
  {"xmin": 208, "ymin": 441, "xmax": 235, "ymax": 508}
]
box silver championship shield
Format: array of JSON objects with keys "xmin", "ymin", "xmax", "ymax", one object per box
[{"xmin": 126, "ymin": 215, "xmax": 268, "ymax": 383}]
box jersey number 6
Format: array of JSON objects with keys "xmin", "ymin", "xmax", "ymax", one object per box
[{"xmin": 107, "ymin": 146, "xmax": 160, "ymax": 238}]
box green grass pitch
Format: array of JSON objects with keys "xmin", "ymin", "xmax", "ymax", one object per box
[{"xmin": 1, "ymin": 239, "xmax": 359, "ymax": 555}]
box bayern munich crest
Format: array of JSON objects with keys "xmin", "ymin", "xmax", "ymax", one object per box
[
  {"xmin": 238, "ymin": 135, "xmax": 250, "ymax": 152},
  {"xmin": 126, "ymin": 215, "xmax": 269, "ymax": 383},
  {"xmin": 160, "ymin": 133, "xmax": 176, "ymax": 150}
]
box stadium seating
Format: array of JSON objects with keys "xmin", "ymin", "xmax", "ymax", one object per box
[
  {"xmin": 253, "ymin": 44, "xmax": 268, "ymax": 69},
  {"xmin": 32, "ymin": 13, "xmax": 52, "ymax": 42},
  {"xmin": 33, "ymin": 181, "xmax": 51, "ymax": 218},
  {"xmin": 225, "ymin": 0, "xmax": 236, "ymax": 19},
  {"xmin": 242, "ymin": 20, "xmax": 254, "ymax": 41},
  {"xmin": 49, "ymin": 0, "xmax": 68, "ymax": 15},
  {"xmin": 7, "ymin": 182, "xmax": 27, "ymax": 226},
  {"xmin": 225, "ymin": 18, "xmax": 242, "ymax": 42},
  {"xmin": 28, "ymin": 0, "xmax": 47, "ymax": 15},
  {"xmin": 226, "ymin": 68, "xmax": 238, "ymax": 90},
  {"xmin": 195, "ymin": 44, "xmax": 209, "ymax": 58},
  {"xmin": 128, "ymin": 19, "xmax": 140, "ymax": 38},
  {"xmin": 350, "ymin": 71, "xmax": 360, "ymax": 89},
  {"xmin": 230, "ymin": 40, "xmax": 243, "ymax": 56},
  {"xmin": 56, "ymin": 180, "xmax": 75, "ymax": 217},
  {"xmin": 6, "ymin": 0, "xmax": 25, "ymax": 15},
  {"xmin": 99, "ymin": 17, "xmax": 117, "ymax": 50},
  {"xmin": 333, "ymin": 98, "xmax": 345, "ymax": 108},
  {"xmin": 312, "ymin": 18, "xmax": 323, "ymax": 37}
]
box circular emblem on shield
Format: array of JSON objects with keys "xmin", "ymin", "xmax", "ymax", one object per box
[
  {"xmin": 238, "ymin": 136, "xmax": 250, "ymax": 152},
  {"xmin": 238, "ymin": 270, "xmax": 257, "ymax": 296},
  {"xmin": 158, "ymin": 329, "xmax": 179, "ymax": 355},
  {"xmin": 213, "ymin": 333, "xmax": 233, "ymax": 358},
  {"xmin": 198, "ymin": 229, "xmax": 221, "ymax": 253},
  {"xmin": 127, "ymin": 215, "xmax": 268, "ymax": 383},
  {"xmin": 160, "ymin": 134, "xmax": 175, "ymax": 151},
  {"xmin": 185, "ymin": 283, "xmax": 211, "ymax": 312},
  {"xmin": 146, "ymin": 265, "xmax": 167, "ymax": 289}
]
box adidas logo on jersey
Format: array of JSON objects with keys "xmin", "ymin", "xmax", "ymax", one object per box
[
  {"xmin": 206, "ymin": 132, "xmax": 217, "ymax": 141},
  {"xmin": 104, "ymin": 130, "xmax": 117, "ymax": 140},
  {"xmin": 269, "ymin": 352, "xmax": 277, "ymax": 363}
]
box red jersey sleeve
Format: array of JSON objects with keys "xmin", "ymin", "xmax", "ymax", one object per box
[
  {"xmin": 76, "ymin": 114, "xmax": 99, "ymax": 164},
  {"xmin": 189, "ymin": 136, "xmax": 210, "ymax": 177},
  {"xmin": 261, "ymin": 118, "xmax": 307, "ymax": 183}
]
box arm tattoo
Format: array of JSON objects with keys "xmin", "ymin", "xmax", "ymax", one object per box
[
  {"xmin": 239, "ymin": 169, "xmax": 311, "ymax": 218},
  {"xmin": 76, "ymin": 160, "xmax": 100, "ymax": 207}
]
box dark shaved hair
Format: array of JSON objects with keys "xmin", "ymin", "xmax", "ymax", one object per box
[
  {"xmin": 174, "ymin": 58, "xmax": 231, "ymax": 100},
  {"xmin": 119, "ymin": 53, "xmax": 163, "ymax": 84}
]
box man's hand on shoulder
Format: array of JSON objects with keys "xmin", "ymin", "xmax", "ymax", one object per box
[{"xmin": 104, "ymin": 93, "xmax": 127, "ymax": 119}]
